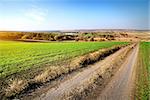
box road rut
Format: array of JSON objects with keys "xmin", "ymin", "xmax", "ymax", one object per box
[{"xmin": 97, "ymin": 44, "xmax": 139, "ymax": 100}]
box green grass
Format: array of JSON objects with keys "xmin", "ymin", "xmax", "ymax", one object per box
[
  {"xmin": 0, "ymin": 41, "xmax": 128, "ymax": 78},
  {"xmin": 137, "ymin": 42, "xmax": 150, "ymax": 99}
]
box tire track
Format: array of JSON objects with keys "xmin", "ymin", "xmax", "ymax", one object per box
[{"xmin": 97, "ymin": 44, "xmax": 139, "ymax": 100}]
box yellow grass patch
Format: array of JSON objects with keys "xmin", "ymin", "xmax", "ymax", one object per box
[
  {"xmin": 5, "ymin": 79, "xmax": 28, "ymax": 97},
  {"xmin": 34, "ymin": 66, "xmax": 69, "ymax": 83}
]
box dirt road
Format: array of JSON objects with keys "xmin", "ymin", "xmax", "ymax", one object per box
[
  {"xmin": 35, "ymin": 44, "xmax": 136, "ymax": 100},
  {"xmin": 97, "ymin": 44, "xmax": 139, "ymax": 100}
]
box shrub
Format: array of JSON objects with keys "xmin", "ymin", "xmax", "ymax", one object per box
[
  {"xmin": 21, "ymin": 35, "xmax": 30, "ymax": 39},
  {"xmin": 88, "ymin": 37, "xmax": 94, "ymax": 41},
  {"xmin": 32, "ymin": 37, "xmax": 39, "ymax": 40}
]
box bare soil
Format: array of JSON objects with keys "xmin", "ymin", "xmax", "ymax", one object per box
[{"xmin": 96, "ymin": 44, "xmax": 138, "ymax": 100}]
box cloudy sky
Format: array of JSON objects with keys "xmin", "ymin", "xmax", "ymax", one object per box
[{"xmin": 0, "ymin": 0, "xmax": 149, "ymax": 31}]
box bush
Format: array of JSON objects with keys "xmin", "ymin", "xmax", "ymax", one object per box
[
  {"xmin": 21, "ymin": 35, "xmax": 30, "ymax": 39},
  {"xmin": 32, "ymin": 37, "xmax": 39, "ymax": 40},
  {"xmin": 88, "ymin": 37, "xmax": 94, "ymax": 41}
]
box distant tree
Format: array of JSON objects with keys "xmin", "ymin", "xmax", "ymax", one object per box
[
  {"xmin": 32, "ymin": 37, "xmax": 39, "ymax": 40},
  {"xmin": 21, "ymin": 35, "xmax": 30, "ymax": 39},
  {"xmin": 88, "ymin": 37, "xmax": 94, "ymax": 41}
]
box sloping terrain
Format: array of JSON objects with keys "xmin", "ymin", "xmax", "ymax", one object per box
[
  {"xmin": 32, "ymin": 44, "xmax": 137, "ymax": 100},
  {"xmin": 0, "ymin": 41, "xmax": 128, "ymax": 99}
]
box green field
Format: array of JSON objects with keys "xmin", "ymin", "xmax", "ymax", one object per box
[
  {"xmin": 0, "ymin": 41, "xmax": 128, "ymax": 78},
  {"xmin": 137, "ymin": 42, "xmax": 150, "ymax": 99}
]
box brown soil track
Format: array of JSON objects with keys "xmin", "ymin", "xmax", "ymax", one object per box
[
  {"xmin": 97, "ymin": 44, "xmax": 139, "ymax": 100},
  {"xmin": 33, "ymin": 44, "xmax": 137, "ymax": 100}
]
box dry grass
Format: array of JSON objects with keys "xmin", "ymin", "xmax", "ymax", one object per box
[
  {"xmin": 5, "ymin": 79, "xmax": 28, "ymax": 97},
  {"xmin": 34, "ymin": 69, "xmax": 52, "ymax": 83},
  {"xmin": 34, "ymin": 66, "xmax": 69, "ymax": 83},
  {"xmin": 35, "ymin": 67, "xmax": 60, "ymax": 83},
  {"xmin": 89, "ymin": 51, "xmax": 103, "ymax": 61},
  {"xmin": 71, "ymin": 45, "xmax": 123, "ymax": 68}
]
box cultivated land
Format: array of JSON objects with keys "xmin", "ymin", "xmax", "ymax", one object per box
[
  {"xmin": 0, "ymin": 31, "xmax": 150, "ymax": 100},
  {"xmin": 0, "ymin": 41, "xmax": 127, "ymax": 78}
]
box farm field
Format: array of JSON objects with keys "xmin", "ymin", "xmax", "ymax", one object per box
[
  {"xmin": 0, "ymin": 41, "xmax": 128, "ymax": 78},
  {"xmin": 1, "ymin": 40, "xmax": 150, "ymax": 99},
  {"xmin": 0, "ymin": 40, "xmax": 130, "ymax": 98},
  {"xmin": 0, "ymin": 0, "xmax": 149, "ymax": 99},
  {"xmin": 136, "ymin": 42, "xmax": 150, "ymax": 99}
]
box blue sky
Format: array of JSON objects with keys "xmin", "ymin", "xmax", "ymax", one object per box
[{"xmin": 0, "ymin": 0, "xmax": 149, "ymax": 31}]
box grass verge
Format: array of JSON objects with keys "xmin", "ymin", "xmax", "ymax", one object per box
[{"xmin": 136, "ymin": 42, "xmax": 150, "ymax": 100}]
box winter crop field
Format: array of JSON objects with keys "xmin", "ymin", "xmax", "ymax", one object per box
[{"xmin": 0, "ymin": 41, "xmax": 128, "ymax": 78}]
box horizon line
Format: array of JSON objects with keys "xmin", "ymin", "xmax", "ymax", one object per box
[{"xmin": 0, "ymin": 28, "xmax": 150, "ymax": 32}]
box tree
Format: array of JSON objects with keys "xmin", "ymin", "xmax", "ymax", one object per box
[{"xmin": 21, "ymin": 35, "xmax": 30, "ymax": 39}]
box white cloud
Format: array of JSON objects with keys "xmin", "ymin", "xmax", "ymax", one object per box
[
  {"xmin": 25, "ymin": 5, "xmax": 48, "ymax": 23},
  {"xmin": 0, "ymin": 5, "xmax": 49, "ymax": 31},
  {"xmin": 0, "ymin": 17, "xmax": 36, "ymax": 31}
]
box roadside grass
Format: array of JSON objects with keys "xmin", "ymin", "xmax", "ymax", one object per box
[
  {"xmin": 0, "ymin": 40, "xmax": 129, "ymax": 98},
  {"xmin": 5, "ymin": 79, "xmax": 28, "ymax": 97},
  {"xmin": 136, "ymin": 42, "xmax": 150, "ymax": 100}
]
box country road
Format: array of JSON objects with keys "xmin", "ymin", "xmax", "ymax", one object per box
[
  {"xmin": 34, "ymin": 44, "xmax": 138, "ymax": 100},
  {"xmin": 97, "ymin": 44, "xmax": 139, "ymax": 100}
]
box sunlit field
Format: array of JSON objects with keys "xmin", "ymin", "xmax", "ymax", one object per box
[{"xmin": 0, "ymin": 41, "xmax": 128, "ymax": 78}]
